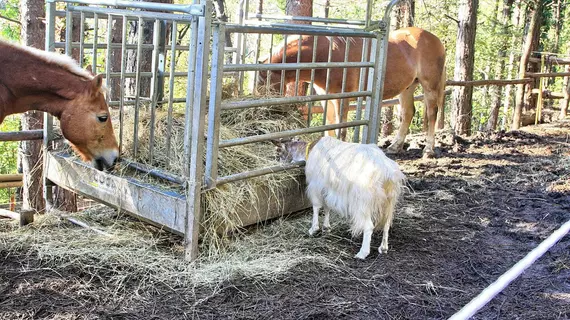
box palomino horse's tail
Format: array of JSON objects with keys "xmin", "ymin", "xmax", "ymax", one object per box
[{"xmin": 436, "ymin": 59, "xmax": 447, "ymax": 129}]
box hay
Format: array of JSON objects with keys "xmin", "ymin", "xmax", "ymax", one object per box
[{"xmin": 117, "ymin": 95, "xmax": 316, "ymax": 255}]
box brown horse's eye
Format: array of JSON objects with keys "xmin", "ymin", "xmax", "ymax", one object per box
[{"xmin": 97, "ymin": 115, "xmax": 108, "ymax": 123}]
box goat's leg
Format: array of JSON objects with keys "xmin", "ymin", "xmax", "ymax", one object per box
[
  {"xmin": 309, "ymin": 205, "xmax": 321, "ymax": 236},
  {"xmin": 322, "ymin": 208, "xmax": 331, "ymax": 231},
  {"xmin": 355, "ymin": 218, "xmax": 374, "ymax": 259},
  {"xmin": 387, "ymin": 84, "xmax": 418, "ymax": 154},
  {"xmin": 380, "ymin": 197, "xmax": 396, "ymax": 253}
]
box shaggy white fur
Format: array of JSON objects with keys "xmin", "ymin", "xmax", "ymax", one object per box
[{"xmin": 299, "ymin": 136, "xmax": 405, "ymax": 259}]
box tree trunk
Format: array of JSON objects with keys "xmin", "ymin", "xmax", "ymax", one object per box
[
  {"xmin": 285, "ymin": 0, "xmax": 312, "ymax": 97},
  {"xmin": 125, "ymin": 0, "xmax": 173, "ymax": 99},
  {"xmin": 52, "ymin": 12, "xmax": 81, "ymax": 212},
  {"xmin": 213, "ymin": 0, "xmax": 233, "ymax": 48},
  {"xmin": 502, "ymin": 0, "xmax": 522, "ymax": 130},
  {"xmin": 19, "ymin": 0, "xmax": 46, "ymax": 213},
  {"xmin": 487, "ymin": 0, "xmax": 514, "ymax": 131},
  {"xmin": 382, "ymin": 0, "xmax": 414, "ymax": 138},
  {"xmin": 451, "ymin": 0, "xmax": 478, "ymax": 136},
  {"xmin": 512, "ymin": 0, "xmax": 541, "ymax": 130}
]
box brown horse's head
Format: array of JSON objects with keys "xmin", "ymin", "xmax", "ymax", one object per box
[{"xmin": 58, "ymin": 74, "xmax": 119, "ymax": 171}]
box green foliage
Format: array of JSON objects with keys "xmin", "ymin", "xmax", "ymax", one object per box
[
  {"xmin": 0, "ymin": 0, "xmax": 20, "ymax": 41},
  {"xmin": 0, "ymin": 116, "xmax": 20, "ymax": 204}
]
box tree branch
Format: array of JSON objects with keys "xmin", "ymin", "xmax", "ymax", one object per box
[
  {"xmin": 0, "ymin": 13, "xmax": 21, "ymax": 25},
  {"xmin": 444, "ymin": 14, "xmax": 459, "ymax": 24}
]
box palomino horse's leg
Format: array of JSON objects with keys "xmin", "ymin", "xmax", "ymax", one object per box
[
  {"xmin": 422, "ymin": 88, "xmax": 440, "ymax": 158},
  {"xmin": 325, "ymin": 99, "xmax": 341, "ymax": 138},
  {"xmin": 387, "ymin": 83, "xmax": 418, "ymax": 154}
]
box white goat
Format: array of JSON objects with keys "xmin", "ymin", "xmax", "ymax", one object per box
[{"xmin": 274, "ymin": 136, "xmax": 405, "ymax": 259}]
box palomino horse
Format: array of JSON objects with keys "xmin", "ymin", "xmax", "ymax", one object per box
[
  {"xmin": 258, "ymin": 27, "xmax": 446, "ymax": 158},
  {"xmin": 0, "ymin": 40, "xmax": 119, "ymax": 170}
]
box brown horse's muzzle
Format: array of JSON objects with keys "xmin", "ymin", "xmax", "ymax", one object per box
[{"xmin": 93, "ymin": 149, "xmax": 119, "ymax": 171}]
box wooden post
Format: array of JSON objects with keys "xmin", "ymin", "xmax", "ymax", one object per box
[
  {"xmin": 0, "ymin": 209, "xmax": 34, "ymax": 226},
  {"xmin": 560, "ymin": 64, "xmax": 570, "ymax": 119}
]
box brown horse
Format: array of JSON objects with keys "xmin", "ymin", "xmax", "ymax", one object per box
[
  {"xmin": 258, "ymin": 27, "xmax": 446, "ymax": 158},
  {"xmin": 0, "ymin": 40, "xmax": 119, "ymax": 170}
]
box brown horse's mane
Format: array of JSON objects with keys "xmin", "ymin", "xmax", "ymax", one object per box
[{"xmin": 1, "ymin": 40, "xmax": 94, "ymax": 81}]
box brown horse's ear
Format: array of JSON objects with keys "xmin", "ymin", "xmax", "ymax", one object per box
[
  {"xmin": 270, "ymin": 140, "xmax": 282, "ymax": 147},
  {"xmin": 90, "ymin": 74, "xmax": 104, "ymax": 96}
]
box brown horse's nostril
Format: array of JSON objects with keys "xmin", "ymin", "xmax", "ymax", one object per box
[{"xmin": 94, "ymin": 156, "xmax": 115, "ymax": 172}]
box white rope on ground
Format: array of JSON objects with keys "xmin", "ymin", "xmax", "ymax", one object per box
[{"xmin": 449, "ymin": 219, "xmax": 570, "ymax": 320}]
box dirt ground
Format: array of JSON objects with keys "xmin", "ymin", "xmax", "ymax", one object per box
[{"xmin": 1, "ymin": 121, "xmax": 569, "ymax": 320}]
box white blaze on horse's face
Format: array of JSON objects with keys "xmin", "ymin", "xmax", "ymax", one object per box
[{"xmin": 59, "ymin": 74, "xmax": 120, "ymax": 171}]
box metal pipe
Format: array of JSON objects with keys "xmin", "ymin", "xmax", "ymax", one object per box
[
  {"xmin": 220, "ymin": 120, "xmax": 368, "ymax": 148},
  {"xmin": 307, "ymin": 35, "xmax": 318, "ymax": 127},
  {"xmin": 205, "ymin": 23, "xmax": 225, "ymax": 189},
  {"xmin": 251, "ymin": 13, "xmax": 372, "ymax": 26},
  {"xmin": 216, "ymin": 162, "xmax": 304, "ymax": 186},
  {"xmin": 165, "ymin": 21, "xmax": 178, "ymax": 165},
  {"xmin": 222, "ymin": 91, "xmax": 371, "ymax": 111},
  {"xmin": 280, "ymin": 34, "xmax": 288, "ymax": 95},
  {"xmin": 68, "ymin": 5, "xmax": 201, "ymax": 21},
  {"xmin": 123, "ymin": 160, "xmax": 185, "ymax": 185},
  {"xmin": 224, "ymin": 61, "xmax": 374, "ymax": 72},
  {"xmin": 295, "ymin": 34, "xmax": 302, "ymax": 96},
  {"xmin": 92, "ymin": 13, "xmax": 99, "ymax": 73},
  {"xmin": 49, "ymin": 0, "xmax": 204, "ymax": 15},
  {"xmin": 133, "ymin": 16, "xmax": 145, "ymax": 158},
  {"xmin": 225, "ymin": 24, "xmax": 377, "ymax": 38},
  {"xmin": 118, "ymin": 15, "xmax": 128, "ymax": 155},
  {"xmin": 148, "ymin": 19, "xmax": 161, "ymax": 164},
  {"xmin": 449, "ymin": 219, "xmax": 570, "ymax": 320},
  {"xmin": 323, "ymin": 37, "xmax": 334, "ymax": 126}
]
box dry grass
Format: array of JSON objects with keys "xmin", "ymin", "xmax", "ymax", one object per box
[{"xmin": 115, "ymin": 95, "xmax": 319, "ymax": 255}]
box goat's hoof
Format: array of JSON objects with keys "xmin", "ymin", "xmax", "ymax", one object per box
[
  {"xmin": 354, "ymin": 251, "xmax": 370, "ymax": 260},
  {"xmin": 379, "ymin": 246, "xmax": 388, "ymax": 254},
  {"xmin": 322, "ymin": 225, "xmax": 331, "ymax": 232},
  {"xmin": 308, "ymin": 226, "xmax": 319, "ymax": 236}
]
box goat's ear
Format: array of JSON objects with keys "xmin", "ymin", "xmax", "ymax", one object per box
[{"xmin": 85, "ymin": 65, "xmax": 94, "ymax": 75}]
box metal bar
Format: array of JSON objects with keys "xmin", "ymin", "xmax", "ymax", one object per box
[
  {"xmin": 338, "ymin": 36, "xmax": 351, "ymax": 138},
  {"xmin": 55, "ymin": 0, "xmax": 204, "ymax": 15},
  {"xmin": 44, "ymin": 0, "xmax": 57, "ymax": 208},
  {"xmin": 105, "ymin": 14, "xmax": 113, "ymax": 99},
  {"xmin": 367, "ymin": 32, "xmax": 387, "ymax": 144},
  {"xmin": 307, "ymin": 35, "xmax": 318, "ymax": 126},
  {"xmin": 362, "ymin": 37, "xmax": 378, "ymax": 143},
  {"xmin": 0, "ymin": 130, "xmax": 43, "ymax": 142},
  {"xmin": 165, "ymin": 21, "xmax": 178, "ymax": 165},
  {"xmin": 224, "ymin": 61, "xmax": 374, "ymax": 72},
  {"xmin": 353, "ymin": 38, "xmax": 370, "ymax": 143},
  {"xmin": 220, "ymin": 120, "xmax": 368, "ymax": 148},
  {"xmin": 133, "ymin": 16, "xmax": 145, "ymax": 158},
  {"xmin": 79, "ymin": 11, "xmax": 85, "ymax": 64},
  {"xmin": 216, "ymin": 162, "xmax": 304, "ymax": 186},
  {"xmin": 323, "ymin": 37, "xmax": 334, "ymax": 126},
  {"xmin": 295, "ymin": 34, "xmax": 302, "ymax": 96},
  {"xmin": 148, "ymin": 19, "xmax": 161, "ymax": 164},
  {"xmin": 55, "ymin": 41, "xmax": 154, "ymax": 50},
  {"xmin": 280, "ymin": 34, "xmax": 288, "ymax": 95},
  {"xmin": 225, "ymin": 24, "xmax": 377, "ymax": 38},
  {"xmin": 449, "ymin": 219, "xmax": 570, "ymax": 320},
  {"xmin": 68, "ymin": 6, "xmax": 200, "ymax": 22},
  {"xmin": 123, "ymin": 160, "xmax": 185, "ymax": 185},
  {"xmin": 265, "ymin": 34, "xmax": 274, "ymax": 94},
  {"xmin": 65, "ymin": 8, "xmax": 73, "ymax": 55},
  {"xmin": 185, "ymin": 0, "xmax": 212, "ymax": 261},
  {"xmin": 204, "ymin": 23, "xmax": 225, "ymax": 189},
  {"xmin": 222, "ymin": 91, "xmax": 371, "ymax": 110},
  {"xmin": 92, "ymin": 13, "xmax": 98, "ymax": 73},
  {"xmin": 183, "ymin": 16, "xmax": 199, "ymax": 175},
  {"xmin": 118, "ymin": 15, "xmax": 128, "ymax": 155},
  {"xmin": 251, "ymin": 13, "xmax": 370, "ymax": 26}
]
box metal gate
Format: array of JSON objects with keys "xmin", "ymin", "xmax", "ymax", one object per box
[{"xmin": 42, "ymin": 0, "xmax": 400, "ymax": 260}]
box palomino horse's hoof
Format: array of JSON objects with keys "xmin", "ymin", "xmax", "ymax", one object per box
[
  {"xmin": 422, "ymin": 150, "xmax": 436, "ymax": 159},
  {"xmin": 385, "ymin": 145, "xmax": 403, "ymax": 154}
]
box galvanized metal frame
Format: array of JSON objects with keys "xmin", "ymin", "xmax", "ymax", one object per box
[{"xmin": 42, "ymin": 0, "xmax": 401, "ymax": 260}]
